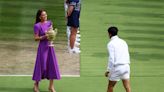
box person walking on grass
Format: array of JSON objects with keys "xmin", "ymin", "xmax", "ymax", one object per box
[
  {"xmin": 32, "ymin": 9, "xmax": 61, "ymax": 92},
  {"xmin": 105, "ymin": 26, "xmax": 131, "ymax": 92}
]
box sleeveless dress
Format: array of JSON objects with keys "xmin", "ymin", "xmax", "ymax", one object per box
[{"xmin": 32, "ymin": 20, "xmax": 61, "ymax": 81}]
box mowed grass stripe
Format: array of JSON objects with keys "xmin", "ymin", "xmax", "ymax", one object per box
[
  {"xmin": 122, "ymin": 29, "xmax": 164, "ymax": 35},
  {"xmin": 81, "ymin": 0, "xmax": 164, "ymax": 77},
  {"xmin": 123, "ymin": 36, "xmax": 164, "ymax": 42},
  {"xmin": 0, "ymin": 0, "xmax": 66, "ymax": 42}
]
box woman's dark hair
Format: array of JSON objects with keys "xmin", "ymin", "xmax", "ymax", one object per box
[
  {"xmin": 35, "ymin": 9, "xmax": 45, "ymax": 24},
  {"xmin": 108, "ymin": 26, "xmax": 118, "ymax": 36}
]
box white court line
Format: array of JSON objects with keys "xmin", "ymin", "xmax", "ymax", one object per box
[{"xmin": 0, "ymin": 75, "xmax": 80, "ymax": 77}]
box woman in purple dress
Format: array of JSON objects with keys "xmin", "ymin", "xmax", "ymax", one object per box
[{"xmin": 32, "ymin": 9, "xmax": 61, "ymax": 92}]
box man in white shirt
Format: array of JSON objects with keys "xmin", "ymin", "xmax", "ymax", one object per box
[{"xmin": 105, "ymin": 26, "xmax": 131, "ymax": 92}]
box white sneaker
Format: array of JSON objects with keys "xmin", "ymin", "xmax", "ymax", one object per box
[
  {"xmin": 69, "ymin": 48, "xmax": 81, "ymax": 54},
  {"xmin": 74, "ymin": 48, "xmax": 81, "ymax": 54}
]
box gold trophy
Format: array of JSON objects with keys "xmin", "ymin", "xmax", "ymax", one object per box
[{"xmin": 46, "ymin": 27, "xmax": 57, "ymax": 46}]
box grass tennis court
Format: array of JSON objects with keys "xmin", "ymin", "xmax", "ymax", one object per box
[{"xmin": 0, "ymin": 0, "xmax": 164, "ymax": 92}]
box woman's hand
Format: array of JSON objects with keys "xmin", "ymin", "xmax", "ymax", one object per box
[
  {"xmin": 34, "ymin": 34, "xmax": 40, "ymax": 41},
  {"xmin": 45, "ymin": 32, "xmax": 49, "ymax": 40},
  {"xmin": 45, "ymin": 32, "xmax": 49, "ymax": 37},
  {"xmin": 34, "ymin": 33, "xmax": 49, "ymax": 41}
]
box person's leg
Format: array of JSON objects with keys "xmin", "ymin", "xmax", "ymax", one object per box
[
  {"xmin": 49, "ymin": 80, "xmax": 56, "ymax": 92},
  {"xmin": 33, "ymin": 81, "xmax": 39, "ymax": 92},
  {"xmin": 122, "ymin": 79, "xmax": 131, "ymax": 92},
  {"xmin": 107, "ymin": 80, "xmax": 117, "ymax": 92},
  {"xmin": 70, "ymin": 27, "xmax": 77, "ymax": 49}
]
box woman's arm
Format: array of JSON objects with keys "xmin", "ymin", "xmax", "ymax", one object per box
[
  {"xmin": 34, "ymin": 34, "xmax": 47, "ymax": 41},
  {"xmin": 34, "ymin": 24, "xmax": 48, "ymax": 41}
]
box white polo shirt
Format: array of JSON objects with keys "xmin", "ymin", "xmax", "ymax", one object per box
[{"xmin": 107, "ymin": 36, "xmax": 130, "ymax": 72}]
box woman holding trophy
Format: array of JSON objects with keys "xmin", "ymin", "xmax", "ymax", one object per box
[{"xmin": 32, "ymin": 9, "xmax": 60, "ymax": 92}]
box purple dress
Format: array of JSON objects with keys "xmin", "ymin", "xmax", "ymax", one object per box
[{"xmin": 32, "ymin": 20, "xmax": 61, "ymax": 81}]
